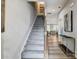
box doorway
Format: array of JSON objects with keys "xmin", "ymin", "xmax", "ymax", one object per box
[{"xmin": 47, "ymin": 24, "xmax": 58, "ymax": 37}]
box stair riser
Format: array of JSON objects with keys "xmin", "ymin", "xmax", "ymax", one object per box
[
  {"xmin": 32, "ymin": 30, "xmax": 44, "ymax": 32},
  {"xmin": 30, "ymin": 35, "xmax": 44, "ymax": 38},
  {"xmin": 24, "ymin": 46, "xmax": 44, "ymax": 51},
  {"xmin": 28, "ymin": 41, "xmax": 44, "ymax": 45},
  {"xmin": 31, "ymin": 31, "xmax": 44, "ymax": 33},
  {"xmin": 30, "ymin": 33, "xmax": 44, "ymax": 36},
  {"xmin": 29, "ymin": 36, "xmax": 44, "ymax": 39}
]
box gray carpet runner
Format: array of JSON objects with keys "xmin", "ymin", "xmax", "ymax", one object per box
[{"xmin": 21, "ymin": 16, "xmax": 44, "ymax": 59}]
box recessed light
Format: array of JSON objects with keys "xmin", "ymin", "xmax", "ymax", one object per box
[
  {"xmin": 39, "ymin": 2, "xmax": 44, "ymax": 4},
  {"xmin": 52, "ymin": 9, "xmax": 55, "ymax": 11}
]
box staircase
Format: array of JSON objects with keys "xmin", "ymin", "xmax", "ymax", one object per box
[{"xmin": 21, "ymin": 16, "xmax": 44, "ymax": 59}]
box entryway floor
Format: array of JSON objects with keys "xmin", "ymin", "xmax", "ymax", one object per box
[{"xmin": 47, "ymin": 35, "xmax": 75, "ymax": 59}]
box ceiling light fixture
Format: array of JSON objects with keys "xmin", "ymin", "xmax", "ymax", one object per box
[
  {"xmin": 52, "ymin": 9, "xmax": 55, "ymax": 11},
  {"xmin": 39, "ymin": 2, "xmax": 44, "ymax": 4}
]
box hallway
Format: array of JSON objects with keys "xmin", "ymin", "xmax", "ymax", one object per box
[
  {"xmin": 1, "ymin": 0, "xmax": 77, "ymax": 59},
  {"xmin": 21, "ymin": 16, "xmax": 76, "ymax": 59},
  {"xmin": 47, "ymin": 35, "xmax": 75, "ymax": 59}
]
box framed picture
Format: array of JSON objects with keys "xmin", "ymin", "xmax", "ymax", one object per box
[
  {"xmin": 64, "ymin": 10, "xmax": 73, "ymax": 32},
  {"xmin": 1, "ymin": 0, "xmax": 5, "ymax": 32}
]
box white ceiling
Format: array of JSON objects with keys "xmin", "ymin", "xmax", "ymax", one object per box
[
  {"xmin": 44, "ymin": 0, "xmax": 68, "ymax": 15},
  {"xmin": 28, "ymin": 0, "xmax": 68, "ymax": 15}
]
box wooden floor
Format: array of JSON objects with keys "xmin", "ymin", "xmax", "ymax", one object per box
[{"xmin": 47, "ymin": 34, "xmax": 75, "ymax": 59}]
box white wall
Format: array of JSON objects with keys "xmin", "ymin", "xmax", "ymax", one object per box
[
  {"xmin": 58, "ymin": 0, "xmax": 77, "ymax": 57},
  {"xmin": 1, "ymin": 0, "xmax": 36, "ymax": 59},
  {"xmin": 46, "ymin": 14, "xmax": 58, "ymax": 24},
  {"xmin": 58, "ymin": 0, "xmax": 77, "ymax": 38}
]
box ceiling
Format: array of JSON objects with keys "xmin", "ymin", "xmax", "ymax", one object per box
[
  {"xmin": 44, "ymin": 0, "xmax": 68, "ymax": 15},
  {"xmin": 28, "ymin": 0, "xmax": 68, "ymax": 15}
]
